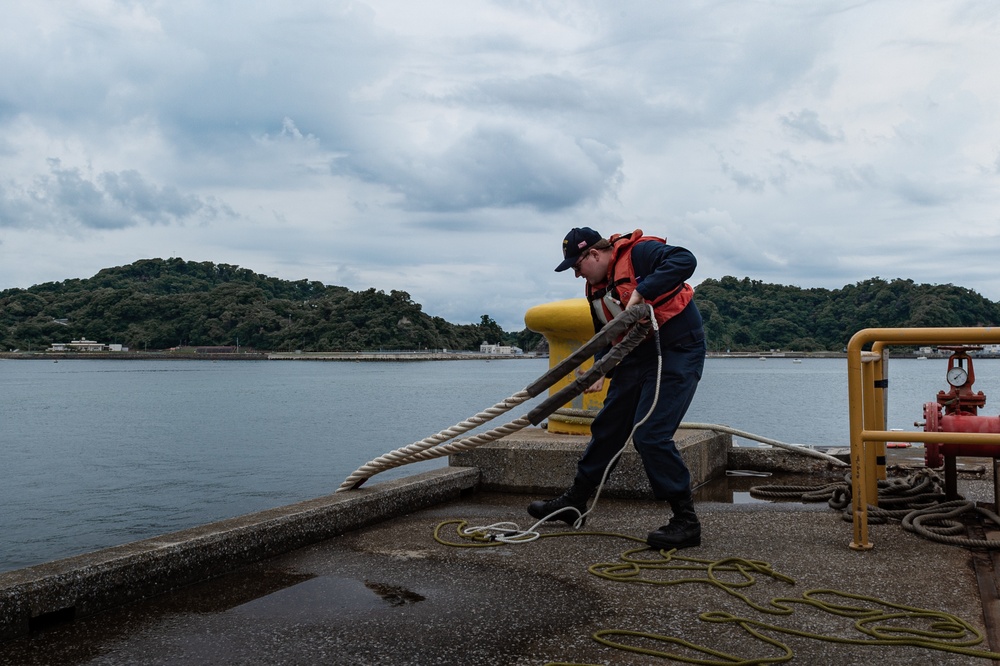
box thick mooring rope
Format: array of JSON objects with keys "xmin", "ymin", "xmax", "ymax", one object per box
[
  {"xmin": 750, "ymin": 470, "xmax": 1000, "ymax": 549},
  {"xmin": 336, "ymin": 305, "xmax": 653, "ymax": 492},
  {"xmin": 546, "ymin": 414, "xmax": 848, "ymax": 467},
  {"xmin": 337, "ymin": 302, "xmax": 849, "ymax": 492},
  {"xmin": 681, "ymin": 422, "xmax": 847, "ymax": 467}
]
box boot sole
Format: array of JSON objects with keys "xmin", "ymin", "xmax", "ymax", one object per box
[{"xmin": 646, "ymin": 534, "xmax": 701, "ymax": 550}]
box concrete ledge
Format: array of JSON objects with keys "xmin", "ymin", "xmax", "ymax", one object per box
[
  {"xmin": 0, "ymin": 467, "xmax": 479, "ymax": 641},
  {"xmin": 728, "ymin": 446, "xmax": 851, "ymax": 476},
  {"xmin": 450, "ymin": 426, "xmax": 729, "ymax": 497}
]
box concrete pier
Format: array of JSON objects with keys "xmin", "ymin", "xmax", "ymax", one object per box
[
  {"xmin": 0, "ymin": 427, "xmax": 730, "ymax": 643},
  {"xmin": 3, "ymin": 433, "xmax": 999, "ymax": 665}
]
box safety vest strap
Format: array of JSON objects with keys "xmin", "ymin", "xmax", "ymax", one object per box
[{"xmin": 586, "ymin": 229, "xmax": 693, "ymax": 330}]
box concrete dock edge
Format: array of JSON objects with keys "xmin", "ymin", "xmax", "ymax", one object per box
[
  {"xmin": 0, "ymin": 466, "xmax": 479, "ymax": 640},
  {"xmin": 1, "ymin": 429, "xmax": 795, "ymax": 644}
]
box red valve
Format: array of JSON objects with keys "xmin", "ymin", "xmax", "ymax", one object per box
[{"xmin": 924, "ymin": 346, "xmax": 999, "ymax": 468}]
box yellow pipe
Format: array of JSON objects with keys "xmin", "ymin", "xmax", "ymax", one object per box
[
  {"xmin": 848, "ymin": 347, "xmax": 871, "ymax": 550},
  {"xmin": 524, "ymin": 299, "xmax": 609, "ymax": 435},
  {"xmin": 859, "ymin": 430, "xmax": 1000, "ymax": 445},
  {"xmin": 846, "ymin": 327, "xmax": 1000, "ymax": 551},
  {"xmin": 861, "ymin": 358, "xmax": 880, "ymax": 502},
  {"xmin": 871, "ymin": 342, "xmax": 889, "ymax": 482},
  {"xmin": 871, "ymin": 350, "xmax": 887, "ymax": 482}
]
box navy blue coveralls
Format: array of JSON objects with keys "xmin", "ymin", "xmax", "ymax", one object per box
[{"xmin": 574, "ymin": 241, "xmax": 706, "ymax": 500}]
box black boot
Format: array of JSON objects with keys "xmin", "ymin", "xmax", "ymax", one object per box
[
  {"xmin": 527, "ymin": 478, "xmax": 594, "ymax": 526},
  {"xmin": 647, "ymin": 492, "xmax": 701, "ymax": 550}
]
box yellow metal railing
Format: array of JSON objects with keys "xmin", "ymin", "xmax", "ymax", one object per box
[{"xmin": 847, "ymin": 327, "xmax": 1000, "ymax": 550}]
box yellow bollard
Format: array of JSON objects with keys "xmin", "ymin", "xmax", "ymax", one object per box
[{"xmin": 524, "ymin": 298, "xmax": 609, "ymax": 435}]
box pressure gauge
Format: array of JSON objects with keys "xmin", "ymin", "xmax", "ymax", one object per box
[{"xmin": 947, "ymin": 366, "xmax": 969, "ymax": 387}]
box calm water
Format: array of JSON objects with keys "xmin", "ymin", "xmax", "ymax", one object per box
[{"xmin": 1, "ymin": 355, "xmax": 995, "ymax": 572}]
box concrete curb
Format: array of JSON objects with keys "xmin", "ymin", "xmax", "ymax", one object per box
[
  {"xmin": 450, "ymin": 426, "xmax": 730, "ymax": 496},
  {"xmin": 728, "ymin": 446, "xmax": 851, "ymax": 476},
  {"xmin": 0, "ymin": 467, "xmax": 479, "ymax": 641}
]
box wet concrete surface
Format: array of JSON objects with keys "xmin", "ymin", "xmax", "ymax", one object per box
[{"xmin": 4, "ymin": 476, "xmax": 1000, "ymax": 666}]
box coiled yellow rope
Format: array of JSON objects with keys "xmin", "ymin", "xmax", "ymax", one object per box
[{"xmin": 434, "ymin": 520, "xmax": 1000, "ymax": 665}]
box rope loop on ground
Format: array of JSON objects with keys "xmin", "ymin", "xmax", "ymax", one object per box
[
  {"xmin": 901, "ymin": 501, "xmax": 1000, "ymax": 548},
  {"xmin": 750, "ymin": 469, "xmax": 1000, "ymax": 549}
]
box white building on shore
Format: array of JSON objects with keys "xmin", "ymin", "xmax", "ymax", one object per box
[
  {"xmin": 47, "ymin": 340, "xmax": 127, "ymax": 352},
  {"xmin": 479, "ymin": 342, "xmax": 522, "ymax": 355}
]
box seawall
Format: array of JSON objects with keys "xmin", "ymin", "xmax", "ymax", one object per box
[{"xmin": 4, "ymin": 426, "xmax": 860, "ymax": 642}]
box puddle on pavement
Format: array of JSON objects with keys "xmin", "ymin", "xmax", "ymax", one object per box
[
  {"xmin": 696, "ymin": 471, "xmax": 847, "ymax": 506},
  {"xmin": 232, "ymin": 575, "xmax": 426, "ymax": 620}
]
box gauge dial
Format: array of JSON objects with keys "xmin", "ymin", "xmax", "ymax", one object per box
[{"xmin": 947, "ymin": 366, "xmax": 969, "ymax": 387}]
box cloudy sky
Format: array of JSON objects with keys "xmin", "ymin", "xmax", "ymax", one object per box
[{"xmin": 1, "ymin": 1, "xmax": 999, "ymax": 331}]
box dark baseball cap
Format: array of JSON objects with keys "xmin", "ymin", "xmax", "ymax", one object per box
[{"xmin": 555, "ymin": 227, "xmax": 602, "ymax": 272}]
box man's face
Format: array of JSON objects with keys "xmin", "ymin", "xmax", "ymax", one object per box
[{"xmin": 572, "ymin": 248, "xmax": 607, "ymax": 285}]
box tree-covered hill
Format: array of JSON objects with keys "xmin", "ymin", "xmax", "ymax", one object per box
[
  {"xmin": 3, "ymin": 260, "xmax": 998, "ymax": 353},
  {"xmin": 0, "ymin": 258, "xmax": 530, "ymax": 352},
  {"xmin": 694, "ymin": 276, "xmax": 1000, "ymax": 352}
]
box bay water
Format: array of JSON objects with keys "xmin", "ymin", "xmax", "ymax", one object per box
[{"xmin": 2, "ymin": 355, "xmax": 997, "ymax": 572}]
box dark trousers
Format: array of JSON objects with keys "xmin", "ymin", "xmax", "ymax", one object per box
[{"xmin": 575, "ymin": 334, "xmax": 705, "ymax": 499}]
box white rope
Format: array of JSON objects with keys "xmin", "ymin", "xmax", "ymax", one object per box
[
  {"xmin": 466, "ymin": 419, "xmax": 852, "ymax": 542},
  {"xmin": 337, "ymin": 301, "xmax": 848, "ymax": 497},
  {"xmin": 465, "ymin": 304, "xmax": 663, "ymax": 543},
  {"xmin": 680, "ymin": 423, "xmax": 848, "ymax": 467},
  {"xmin": 336, "ymin": 391, "xmax": 534, "ymax": 492},
  {"xmin": 337, "ymin": 305, "xmax": 654, "ymax": 491}
]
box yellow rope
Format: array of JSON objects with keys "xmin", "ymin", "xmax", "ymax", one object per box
[{"xmin": 433, "ymin": 520, "xmax": 1000, "ymax": 665}]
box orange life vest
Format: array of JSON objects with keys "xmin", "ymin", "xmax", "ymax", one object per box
[{"xmin": 586, "ymin": 229, "xmax": 694, "ymax": 328}]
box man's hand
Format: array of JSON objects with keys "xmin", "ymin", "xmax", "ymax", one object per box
[
  {"xmin": 626, "ymin": 290, "xmax": 646, "ymax": 309},
  {"xmin": 627, "ymin": 290, "xmax": 650, "ymax": 323},
  {"xmin": 576, "ymin": 367, "xmax": 605, "ymax": 394}
]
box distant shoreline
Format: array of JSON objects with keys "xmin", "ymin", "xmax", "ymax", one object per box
[
  {"xmin": 1, "ymin": 350, "xmax": 982, "ymax": 362},
  {"xmin": 0, "ymin": 351, "xmax": 545, "ymax": 362}
]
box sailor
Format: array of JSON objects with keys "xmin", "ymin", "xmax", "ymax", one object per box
[{"xmin": 529, "ymin": 227, "xmax": 706, "ymax": 550}]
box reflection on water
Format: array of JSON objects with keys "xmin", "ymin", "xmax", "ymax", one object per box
[{"xmin": 233, "ymin": 576, "xmax": 419, "ymax": 619}]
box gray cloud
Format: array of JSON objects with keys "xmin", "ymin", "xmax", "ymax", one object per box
[
  {"xmin": 0, "ymin": 183, "xmax": 33, "ymax": 229},
  {"xmin": 99, "ymin": 170, "xmax": 204, "ymax": 223},
  {"xmin": 891, "ymin": 176, "xmax": 955, "ymax": 207},
  {"xmin": 338, "ymin": 126, "xmax": 622, "ymax": 212},
  {"xmin": 463, "ymin": 74, "xmax": 592, "ymax": 109},
  {"xmin": 0, "ymin": 160, "xmax": 222, "ymax": 230},
  {"xmin": 43, "ymin": 162, "xmax": 132, "ymax": 229},
  {"xmin": 2, "ymin": 1, "xmax": 1000, "ymax": 333},
  {"xmin": 781, "ymin": 109, "xmax": 844, "ymax": 143},
  {"xmin": 720, "ymin": 161, "xmax": 766, "ymax": 194}
]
